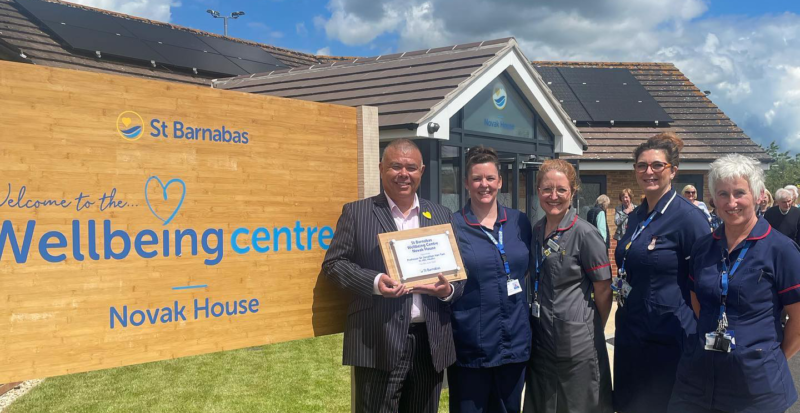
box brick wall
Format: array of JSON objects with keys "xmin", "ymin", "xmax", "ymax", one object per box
[{"xmin": 582, "ymin": 169, "xmax": 711, "ymax": 272}]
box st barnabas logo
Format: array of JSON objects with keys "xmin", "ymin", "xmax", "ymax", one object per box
[
  {"xmin": 492, "ymin": 84, "xmax": 507, "ymax": 110},
  {"xmin": 116, "ymin": 111, "xmax": 145, "ymax": 141}
]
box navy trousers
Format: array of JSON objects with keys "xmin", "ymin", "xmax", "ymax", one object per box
[{"xmin": 448, "ymin": 362, "xmax": 527, "ymax": 413}]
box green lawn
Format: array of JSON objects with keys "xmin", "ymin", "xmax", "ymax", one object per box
[{"xmin": 7, "ymin": 334, "xmax": 449, "ymax": 413}]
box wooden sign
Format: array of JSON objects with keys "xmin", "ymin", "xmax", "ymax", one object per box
[
  {"xmin": 0, "ymin": 61, "xmax": 357, "ymax": 383},
  {"xmin": 377, "ymin": 224, "xmax": 466, "ymax": 287}
]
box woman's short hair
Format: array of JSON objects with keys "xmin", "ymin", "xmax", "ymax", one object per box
[
  {"xmin": 596, "ymin": 195, "xmax": 610, "ymax": 209},
  {"xmin": 619, "ymin": 188, "xmax": 634, "ymax": 202},
  {"xmin": 764, "ymin": 189, "xmax": 774, "ymax": 208},
  {"xmin": 775, "ymin": 188, "xmax": 792, "ymax": 202},
  {"xmin": 536, "ymin": 159, "xmax": 580, "ymax": 193},
  {"xmin": 633, "ymin": 132, "xmax": 684, "ymax": 167},
  {"xmin": 464, "ymin": 145, "xmax": 500, "ymax": 179},
  {"xmin": 681, "ymin": 185, "xmax": 696, "ymax": 195},
  {"xmin": 708, "ymin": 154, "xmax": 765, "ymax": 200}
]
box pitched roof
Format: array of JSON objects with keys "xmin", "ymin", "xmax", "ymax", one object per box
[
  {"xmin": 0, "ymin": 0, "xmax": 332, "ymax": 85},
  {"xmin": 532, "ymin": 61, "xmax": 770, "ymax": 162},
  {"xmin": 213, "ymin": 39, "xmax": 515, "ymax": 128}
]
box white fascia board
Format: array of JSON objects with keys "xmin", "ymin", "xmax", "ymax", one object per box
[
  {"xmin": 409, "ymin": 46, "xmax": 584, "ymax": 156},
  {"xmin": 379, "ymin": 128, "xmax": 418, "ymax": 141},
  {"xmin": 578, "ymin": 161, "xmax": 771, "ymax": 171}
]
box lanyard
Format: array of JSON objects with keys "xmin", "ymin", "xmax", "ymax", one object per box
[
  {"xmin": 533, "ymin": 232, "xmax": 563, "ymax": 300},
  {"xmin": 480, "ymin": 224, "xmax": 511, "ymax": 279},
  {"xmin": 618, "ymin": 191, "xmax": 676, "ymax": 278},
  {"xmin": 718, "ymin": 240, "xmax": 753, "ymax": 331}
]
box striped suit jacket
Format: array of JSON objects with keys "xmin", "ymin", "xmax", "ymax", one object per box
[{"xmin": 322, "ymin": 193, "xmax": 464, "ymax": 372}]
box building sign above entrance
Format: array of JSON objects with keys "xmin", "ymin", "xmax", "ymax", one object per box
[{"xmin": 463, "ymin": 74, "xmax": 535, "ymax": 139}]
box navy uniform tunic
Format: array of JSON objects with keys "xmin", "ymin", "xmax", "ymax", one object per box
[
  {"xmin": 613, "ymin": 188, "xmax": 710, "ymax": 413},
  {"xmin": 669, "ymin": 218, "xmax": 800, "ymax": 413},
  {"xmin": 451, "ymin": 201, "xmax": 532, "ymax": 367},
  {"xmin": 524, "ymin": 207, "xmax": 613, "ymax": 413}
]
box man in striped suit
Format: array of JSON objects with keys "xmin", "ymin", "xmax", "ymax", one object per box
[{"xmin": 322, "ymin": 138, "xmax": 464, "ymax": 413}]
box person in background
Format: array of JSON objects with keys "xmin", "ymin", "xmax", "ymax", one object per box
[
  {"xmin": 321, "ymin": 139, "xmax": 462, "ymax": 413},
  {"xmin": 614, "ymin": 188, "xmax": 637, "ymax": 242},
  {"xmin": 449, "ymin": 146, "xmax": 531, "ymax": 413},
  {"xmin": 682, "ymin": 185, "xmax": 711, "ymax": 221},
  {"xmin": 587, "ymin": 194, "xmax": 611, "ymax": 250},
  {"xmin": 764, "ymin": 188, "xmax": 800, "ymax": 245},
  {"xmin": 613, "ymin": 133, "xmax": 710, "ymax": 413},
  {"xmin": 784, "ymin": 185, "xmax": 799, "ymax": 207},
  {"xmin": 707, "ymin": 198, "xmax": 723, "ymax": 231},
  {"xmin": 524, "ymin": 159, "xmax": 613, "ymax": 413},
  {"xmin": 758, "ymin": 189, "xmax": 774, "ymax": 217},
  {"xmin": 668, "ymin": 154, "xmax": 800, "ymax": 413}
]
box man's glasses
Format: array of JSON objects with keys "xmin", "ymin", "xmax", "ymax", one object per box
[{"xmin": 634, "ymin": 161, "xmax": 672, "ymax": 173}]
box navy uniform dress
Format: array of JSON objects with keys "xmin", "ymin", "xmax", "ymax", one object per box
[
  {"xmin": 613, "ymin": 188, "xmax": 710, "ymax": 413},
  {"xmin": 669, "ymin": 218, "xmax": 800, "ymax": 413},
  {"xmin": 449, "ymin": 201, "xmax": 532, "ymax": 413},
  {"xmin": 524, "ymin": 207, "xmax": 613, "ymax": 413}
]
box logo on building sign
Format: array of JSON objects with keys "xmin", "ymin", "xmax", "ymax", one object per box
[
  {"xmin": 492, "ymin": 85, "xmax": 507, "ymax": 110},
  {"xmin": 117, "ymin": 111, "xmax": 145, "ymax": 141}
]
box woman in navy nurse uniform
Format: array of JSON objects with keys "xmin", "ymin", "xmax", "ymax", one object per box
[
  {"xmin": 668, "ymin": 154, "xmax": 800, "ymax": 413},
  {"xmin": 449, "ymin": 146, "xmax": 532, "ymax": 413},
  {"xmin": 613, "ymin": 133, "xmax": 711, "ymax": 413}
]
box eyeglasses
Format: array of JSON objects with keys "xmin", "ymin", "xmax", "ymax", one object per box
[
  {"xmin": 539, "ymin": 187, "xmax": 570, "ymax": 197},
  {"xmin": 634, "ymin": 161, "xmax": 672, "ymax": 173},
  {"xmin": 684, "ymin": 191, "xmax": 696, "ymax": 195}
]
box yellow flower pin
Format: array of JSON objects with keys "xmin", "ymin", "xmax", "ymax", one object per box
[{"xmin": 422, "ymin": 211, "xmax": 432, "ymax": 219}]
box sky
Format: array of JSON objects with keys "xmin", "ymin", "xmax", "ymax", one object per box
[{"xmin": 68, "ymin": 0, "xmax": 800, "ymax": 154}]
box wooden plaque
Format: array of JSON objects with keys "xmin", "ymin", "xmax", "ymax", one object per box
[{"xmin": 377, "ymin": 224, "xmax": 466, "ymax": 288}]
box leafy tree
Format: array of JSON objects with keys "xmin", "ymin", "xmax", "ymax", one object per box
[{"xmin": 764, "ymin": 141, "xmax": 800, "ymax": 193}]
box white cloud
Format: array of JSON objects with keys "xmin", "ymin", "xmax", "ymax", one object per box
[
  {"xmin": 66, "ymin": 0, "xmax": 178, "ymax": 22},
  {"xmin": 296, "ymin": 22, "xmax": 308, "ymax": 36},
  {"xmin": 315, "ymin": 0, "xmax": 800, "ymax": 153},
  {"xmin": 316, "ymin": 46, "xmax": 331, "ymax": 55},
  {"xmin": 247, "ymin": 22, "xmax": 283, "ymax": 40}
]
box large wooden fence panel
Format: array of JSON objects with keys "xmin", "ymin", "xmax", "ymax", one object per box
[{"xmin": 0, "ymin": 61, "xmax": 355, "ymax": 383}]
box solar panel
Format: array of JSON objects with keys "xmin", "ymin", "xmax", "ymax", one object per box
[
  {"xmin": 570, "ymin": 83, "xmax": 653, "ymax": 102},
  {"xmin": 537, "ymin": 66, "xmax": 673, "ymax": 124},
  {"xmin": 16, "ymin": 0, "xmax": 132, "ymax": 35},
  {"xmin": 44, "ymin": 21, "xmax": 165, "ymax": 62},
  {"xmin": 144, "ymin": 42, "xmax": 247, "ymax": 75},
  {"xmin": 198, "ymin": 35, "xmax": 287, "ymax": 67},
  {"xmin": 584, "ymin": 100, "xmax": 673, "ymax": 123},
  {"xmin": 16, "ymin": 0, "xmax": 288, "ymax": 76},
  {"xmin": 558, "ymin": 67, "xmax": 637, "ymax": 85},
  {"xmin": 118, "ymin": 19, "xmax": 212, "ymax": 52}
]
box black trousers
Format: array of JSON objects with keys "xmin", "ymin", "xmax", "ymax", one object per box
[{"xmin": 352, "ymin": 324, "xmax": 443, "ymax": 413}]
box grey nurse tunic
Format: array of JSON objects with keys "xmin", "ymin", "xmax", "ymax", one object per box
[{"xmin": 523, "ymin": 207, "xmax": 613, "ymax": 413}]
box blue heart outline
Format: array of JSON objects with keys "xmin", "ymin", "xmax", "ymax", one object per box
[{"xmin": 144, "ymin": 176, "xmax": 186, "ymax": 226}]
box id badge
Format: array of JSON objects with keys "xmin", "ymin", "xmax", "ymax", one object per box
[
  {"xmin": 531, "ymin": 302, "xmax": 541, "ymax": 318},
  {"xmin": 704, "ymin": 331, "xmax": 735, "ymax": 353},
  {"xmin": 612, "ymin": 277, "xmax": 632, "ymax": 298},
  {"xmin": 507, "ymin": 279, "xmax": 522, "ymax": 296},
  {"xmin": 547, "ymin": 238, "xmax": 561, "ymax": 252}
]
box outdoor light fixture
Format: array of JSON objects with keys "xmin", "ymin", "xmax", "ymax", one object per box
[
  {"xmin": 207, "ymin": 10, "xmax": 245, "ymax": 36},
  {"xmin": 427, "ymin": 122, "xmax": 440, "ymax": 134}
]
